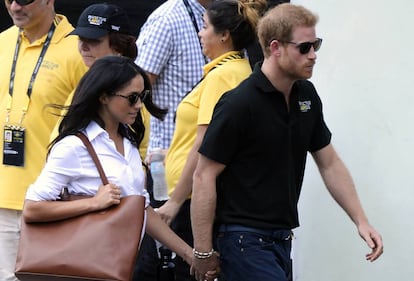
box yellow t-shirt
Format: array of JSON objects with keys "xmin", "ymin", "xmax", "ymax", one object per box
[
  {"xmin": 165, "ymin": 51, "xmax": 252, "ymax": 195},
  {"xmin": 0, "ymin": 15, "xmax": 88, "ymax": 210}
]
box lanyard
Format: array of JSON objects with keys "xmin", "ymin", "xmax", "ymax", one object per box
[
  {"xmin": 9, "ymin": 23, "xmax": 56, "ymax": 99},
  {"xmin": 183, "ymin": 0, "xmax": 200, "ymax": 34},
  {"xmin": 6, "ymin": 20, "xmax": 57, "ymax": 123},
  {"xmin": 182, "ymin": 0, "xmax": 208, "ymax": 63}
]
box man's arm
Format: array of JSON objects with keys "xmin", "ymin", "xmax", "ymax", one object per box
[
  {"xmin": 190, "ymin": 154, "xmax": 225, "ymax": 280},
  {"xmin": 312, "ymin": 144, "xmax": 383, "ymax": 261}
]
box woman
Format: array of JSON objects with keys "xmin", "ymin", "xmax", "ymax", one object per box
[
  {"xmin": 156, "ymin": 0, "xmax": 267, "ymax": 276},
  {"xmin": 23, "ymin": 56, "xmax": 194, "ymax": 270},
  {"xmin": 51, "ymin": 3, "xmax": 164, "ymax": 158}
]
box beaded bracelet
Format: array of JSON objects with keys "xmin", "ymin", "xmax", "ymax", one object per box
[{"xmin": 192, "ymin": 248, "xmax": 215, "ymax": 259}]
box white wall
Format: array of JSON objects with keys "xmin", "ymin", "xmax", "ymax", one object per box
[{"xmin": 291, "ymin": 0, "xmax": 414, "ymax": 280}]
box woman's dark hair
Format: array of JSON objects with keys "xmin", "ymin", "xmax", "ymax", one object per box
[
  {"xmin": 107, "ymin": 32, "xmax": 167, "ymax": 122},
  {"xmin": 49, "ymin": 56, "xmax": 167, "ymax": 152},
  {"xmin": 207, "ymin": 0, "xmax": 267, "ymax": 51},
  {"xmin": 108, "ymin": 32, "xmax": 138, "ymax": 60}
]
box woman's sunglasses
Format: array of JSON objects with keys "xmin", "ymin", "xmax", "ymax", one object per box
[
  {"xmin": 114, "ymin": 90, "xmax": 149, "ymax": 106},
  {"xmin": 285, "ymin": 38, "xmax": 323, "ymax": 54},
  {"xmin": 5, "ymin": 0, "xmax": 36, "ymax": 6}
]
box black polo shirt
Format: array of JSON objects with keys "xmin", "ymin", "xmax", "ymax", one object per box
[{"xmin": 199, "ymin": 65, "xmax": 332, "ymax": 229}]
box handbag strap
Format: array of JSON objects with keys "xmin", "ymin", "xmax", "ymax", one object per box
[{"xmin": 76, "ymin": 132, "xmax": 109, "ymax": 185}]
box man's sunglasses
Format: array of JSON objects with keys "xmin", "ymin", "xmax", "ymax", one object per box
[
  {"xmin": 285, "ymin": 38, "xmax": 323, "ymax": 54},
  {"xmin": 5, "ymin": 0, "xmax": 36, "ymax": 6},
  {"xmin": 114, "ymin": 90, "xmax": 149, "ymax": 106}
]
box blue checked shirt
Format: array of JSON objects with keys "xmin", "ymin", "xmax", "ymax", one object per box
[{"xmin": 135, "ymin": 0, "xmax": 206, "ymax": 151}]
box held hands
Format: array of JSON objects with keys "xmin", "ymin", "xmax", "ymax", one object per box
[
  {"xmin": 91, "ymin": 183, "xmax": 122, "ymax": 211},
  {"xmin": 190, "ymin": 250, "xmax": 220, "ymax": 281},
  {"xmin": 358, "ymin": 222, "xmax": 384, "ymax": 262}
]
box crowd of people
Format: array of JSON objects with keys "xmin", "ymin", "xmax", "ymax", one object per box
[{"xmin": 0, "ymin": 1, "xmax": 383, "ymax": 281}]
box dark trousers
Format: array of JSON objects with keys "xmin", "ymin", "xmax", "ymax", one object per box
[
  {"xmin": 216, "ymin": 224, "xmax": 293, "ymax": 281},
  {"xmin": 133, "ymin": 199, "xmax": 195, "ymax": 281}
]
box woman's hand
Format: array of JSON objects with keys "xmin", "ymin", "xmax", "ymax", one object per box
[{"xmin": 91, "ymin": 183, "xmax": 121, "ymax": 211}]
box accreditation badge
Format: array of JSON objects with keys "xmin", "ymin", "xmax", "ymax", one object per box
[{"xmin": 3, "ymin": 125, "xmax": 25, "ymax": 167}]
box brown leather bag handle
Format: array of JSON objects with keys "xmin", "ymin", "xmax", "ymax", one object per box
[{"xmin": 76, "ymin": 132, "xmax": 109, "ymax": 185}]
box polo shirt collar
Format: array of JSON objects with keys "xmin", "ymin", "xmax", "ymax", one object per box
[
  {"xmin": 251, "ymin": 62, "xmax": 281, "ymax": 94},
  {"xmin": 251, "ymin": 63, "xmax": 303, "ymax": 99}
]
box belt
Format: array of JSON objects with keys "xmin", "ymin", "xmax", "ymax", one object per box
[{"xmin": 218, "ymin": 224, "xmax": 294, "ymax": 241}]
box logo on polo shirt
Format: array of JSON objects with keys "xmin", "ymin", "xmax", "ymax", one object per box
[
  {"xmin": 299, "ymin": 100, "xmax": 311, "ymax": 112},
  {"xmin": 88, "ymin": 15, "xmax": 107, "ymax": 26}
]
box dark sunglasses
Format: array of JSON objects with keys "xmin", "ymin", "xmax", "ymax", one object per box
[
  {"xmin": 5, "ymin": 0, "xmax": 36, "ymax": 6},
  {"xmin": 285, "ymin": 38, "xmax": 323, "ymax": 54},
  {"xmin": 114, "ymin": 90, "xmax": 149, "ymax": 106}
]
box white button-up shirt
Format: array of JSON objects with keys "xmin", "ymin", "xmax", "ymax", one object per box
[{"xmin": 26, "ymin": 121, "xmax": 149, "ymax": 207}]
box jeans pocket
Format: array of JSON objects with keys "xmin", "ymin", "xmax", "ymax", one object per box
[{"xmin": 217, "ymin": 231, "xmax": 273, "ymax": 257}]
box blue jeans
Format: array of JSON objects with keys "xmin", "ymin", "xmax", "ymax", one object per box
[{"xmin": 216, "ymin": 224, "xmax": 293, "ymax": 281}]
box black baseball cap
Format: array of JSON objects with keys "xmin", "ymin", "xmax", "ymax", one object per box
[{"xmin": 68, "ymin": 3, "xmax": 134, "ymax": 39}]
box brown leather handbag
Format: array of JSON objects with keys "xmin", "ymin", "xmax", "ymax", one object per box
[{"xmin": 15, "ymin": 132, "xmax": 146, "ymax": 281}]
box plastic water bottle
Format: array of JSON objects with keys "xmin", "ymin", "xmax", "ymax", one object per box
[
  {"xmin": 157, "ymin": 245, "xmax": 175, "ymax": 281},
  {"xmin": 150, "ymin": 148, "xmax": 169, "ymax": 201}
]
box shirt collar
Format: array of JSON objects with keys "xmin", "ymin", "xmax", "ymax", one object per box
[
  {"xmin": 202, "ymin": 51, "xmax": 242, "ymax": 75},
  {"xmin": 251, "ymin": 63, "xmax": 304, "ymax": 100},
  {"xmin": 83, "ymin": 121, "xmax": 107, "ymax": 142},
  {"xmin": 251, "ymin": 62, "xmax": 280, "ymax": 94}
]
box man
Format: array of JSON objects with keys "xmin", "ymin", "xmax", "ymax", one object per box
[
  {"xmin": 135, "ymin": 0, "xmax": 209, "ymax": 152},
  {"xmin": 0, "ymin": 0, "xmax": 87, "ymax": 280},
  {"xmin": 134, "ymin": 1, "xmax": 210, "ymax": 280},
  {"xmin": 190, "ymin": 4, "xmax": 384, "ymax": 281}
]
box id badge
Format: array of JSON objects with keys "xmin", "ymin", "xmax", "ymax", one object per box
[{"xmin": 3, "ymin": 125, "xmax": 25, "ymax": 167}]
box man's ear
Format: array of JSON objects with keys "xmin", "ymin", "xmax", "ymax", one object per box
[{"xmin": 269, "ymin": 39, "xmax": 283, "ymax": 57}]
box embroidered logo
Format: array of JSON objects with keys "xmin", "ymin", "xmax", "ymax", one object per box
[
  {"xmin": 88, "ymin": 15, "xmax": 107, "ymax": 26},
  {"xmin": 298, "ymin": 100, "xmax": 311, "ymax": 112},
  {"xmin": 111, "ymin": 25, "xmax": 121, "ymax": 31},
  {"xmin": 42, "ymin": 60, "xmax": 59, "ymax": 70}
]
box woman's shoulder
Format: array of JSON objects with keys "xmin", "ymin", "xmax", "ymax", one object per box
[
  {"xmin": 210, "ymin": 58, "xmax": 251, "ymax": 80},
  {"xmin": 50, "ymin": 134, "xmax": 85, "ymax": 156}
]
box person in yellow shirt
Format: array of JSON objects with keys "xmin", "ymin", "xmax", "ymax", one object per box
[
  {"xmin": 52, "ymin": 3, "xmax": 167, "ymax": 159},
  {"xmin": 0, "ymin": 0, "xmax": 87, "ymax": 280},
  {"xmin": 156, "ymin": 0, "xmax": 267, "ymax": 278}
]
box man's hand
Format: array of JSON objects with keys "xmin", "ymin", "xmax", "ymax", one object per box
[
  {"xmin": 190, "ymin": 252, "xmax": 220, "ymax": 281},
  {"xmin": 358, "ymin": 223, "xmax": 384, "ymax": 261}
]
